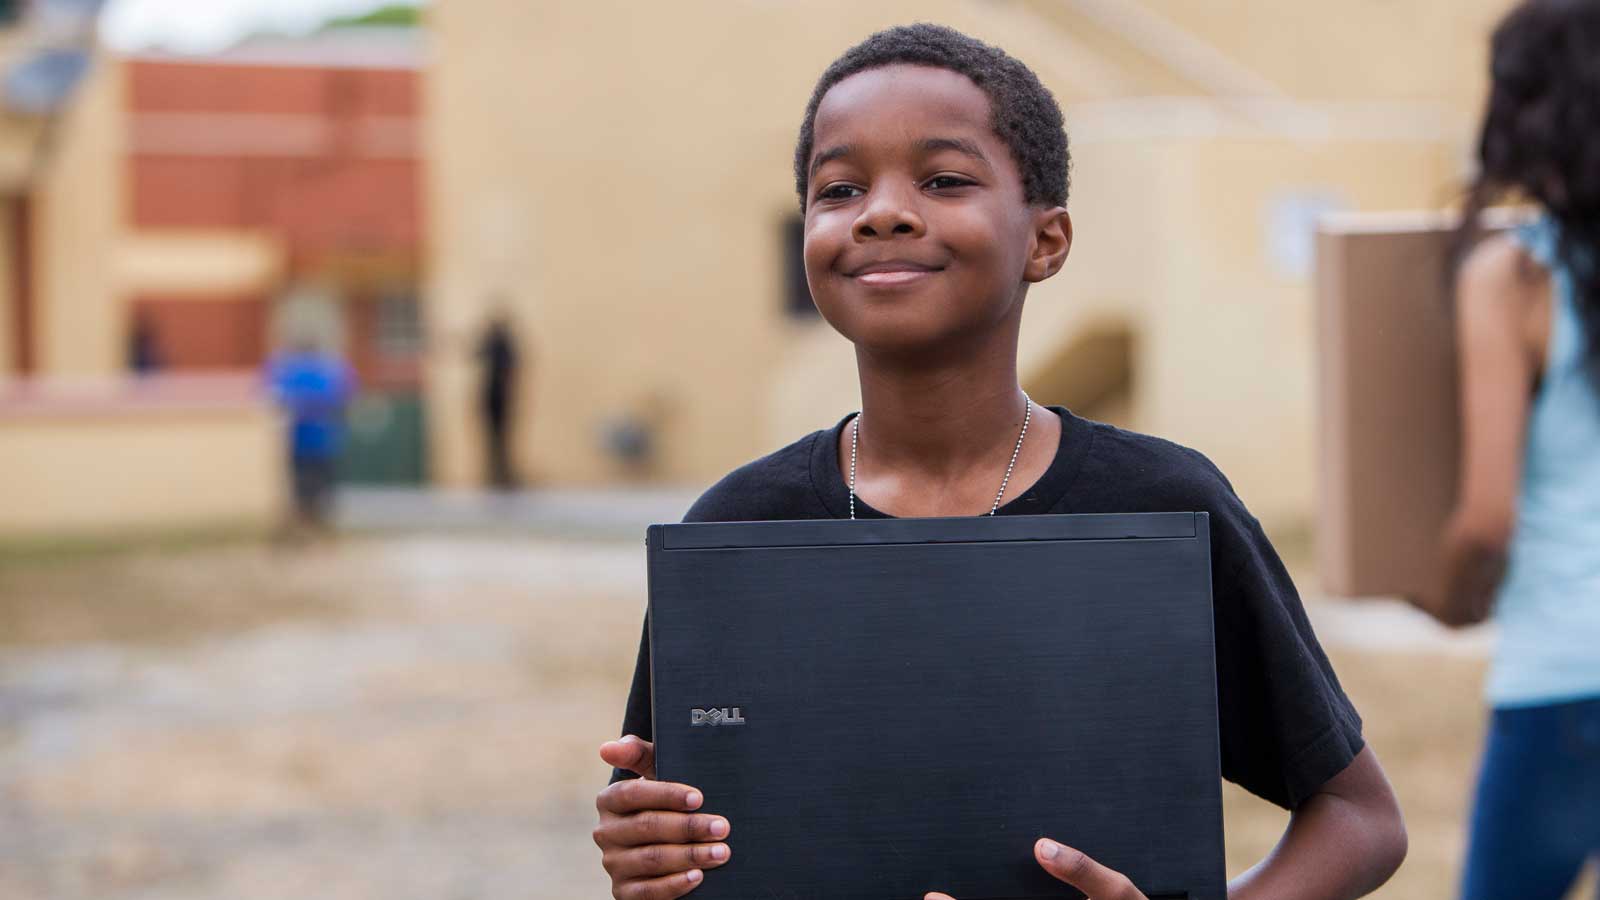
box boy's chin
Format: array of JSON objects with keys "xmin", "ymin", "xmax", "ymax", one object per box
[
  {"xmin": 838, "ymin": 322, "xmax": 991, "ymax": 360},
  {"xmin": 817, "ymin": 296, "xmax": 1013, "ymax": 358}
]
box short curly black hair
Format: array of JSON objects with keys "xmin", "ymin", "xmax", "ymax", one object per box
[
  {"xmin": 793, "ymin": 23, "xmax": 1070, "ymax": 211},
  {"xmin": 1455, "ymin": 0, "xmax": 1600, "ymax": 393}
]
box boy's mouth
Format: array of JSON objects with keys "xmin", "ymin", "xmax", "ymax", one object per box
[{"xmin": 847, "ymin": 260, "xmax": 944, "ymax": 288}]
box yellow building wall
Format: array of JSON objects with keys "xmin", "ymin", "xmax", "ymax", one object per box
[
  {"xmin": 1128, "ymin": 137, "xmax": 1459, "ymax": 526},
  {"xmin": 426, "ymin": 0, "xmax": 957, "ymax": 486},
  {"xmin": 428, "ymin": 0, "xmax": 1504, "ymax": 529},
  {"xmin": 0, "ymin": 54, "xmax": 292, "ymax": 540},
  {"xmin": 0, "ymin": 403, "xmax": 285, "ymax": 538},
  {"xmin": 425, "ymin": 0, "xmax": 1235, "ymax": 487},
  {"xmin": 116, "ymin": 230, "xmax": 285, "ymax": 296},
  {"xmin": 0, "ymin": 197, "xmax": 15, "ymax": 375},
  {"xmin": 32, "ymin": 53, "xmax": 123, "ymax": 377},
  {"xmin": 1138, "ymin": 0, "xmax": 1513, "ymax": 110}
]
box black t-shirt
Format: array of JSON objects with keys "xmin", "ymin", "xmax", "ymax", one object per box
[{"xmin": 616, "ymin": 406, "xmax": 1363, "ymax": 809}]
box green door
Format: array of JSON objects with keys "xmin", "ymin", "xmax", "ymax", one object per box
[{"xmin": 340, "ymin": 390, "xmax": 426, "ymax": 484}]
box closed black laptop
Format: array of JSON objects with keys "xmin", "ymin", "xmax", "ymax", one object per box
[{"xmin": 647, "ymin": 512, "xmax": 1224, "ymax": 900}]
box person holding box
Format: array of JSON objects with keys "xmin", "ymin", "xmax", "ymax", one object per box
[{"xmin": 1416, "ymin": 2, "xmax": 1600, "ymax": 897}]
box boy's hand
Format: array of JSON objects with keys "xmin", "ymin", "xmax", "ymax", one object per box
[
  {"xmin": 601, "ymin": 734, "xmax": 658, "ymax": 779},
  {"xmin": 926, "ymin": 839, "xmax": 1148, "ymax": 900},
  {"xmin": 594, "ymin": 736, "xmax": 732, "ymax": 899}
]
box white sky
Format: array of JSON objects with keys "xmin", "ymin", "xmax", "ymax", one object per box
[{"xmin": 99, "ymin": 0, "xmax": 424, "ymax": 54}]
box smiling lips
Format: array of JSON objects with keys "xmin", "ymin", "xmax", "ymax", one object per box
[{"xmin": 848, "ymin": 260, "xmax": 943, "ymax": 288}]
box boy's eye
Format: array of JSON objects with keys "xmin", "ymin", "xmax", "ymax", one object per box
[
  {"xmin": 816, "ymin": 183, "xmax": 863, "ymax": 201},
  {"xmin": 925, "ymin": 175, "xmax": 975, "ymax": 190}
]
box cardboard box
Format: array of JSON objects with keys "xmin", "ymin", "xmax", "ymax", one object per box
[{"xmin": 1313, "ymin": 210, "xmax": 1522, "ymax": 598}]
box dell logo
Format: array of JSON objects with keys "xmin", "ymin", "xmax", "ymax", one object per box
[{"xmin": 691, "ymin": 707, "xmax": 746, "ymax": 726}]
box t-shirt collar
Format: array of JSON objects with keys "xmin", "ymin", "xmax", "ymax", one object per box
[{"xmin": 808, "ymin": 405, "xmax": 1094, "ymax": 519}]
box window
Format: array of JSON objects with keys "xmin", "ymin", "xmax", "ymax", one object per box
[
  {"xmin": 375, "ymin": 291, "xmax": 422, "ymax": 358},
  {"xmin": 781, "ymin": 215, "xmax": 817, "ymax": 319}
]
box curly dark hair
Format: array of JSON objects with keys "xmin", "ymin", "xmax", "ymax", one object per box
[
  {"xmin": 792, "ymin": 23, "xmax": 1069, "ymax": 212},
  {"xmin": 1455, "ymin": 0, "xmax": 1600, "ymax": 384}
]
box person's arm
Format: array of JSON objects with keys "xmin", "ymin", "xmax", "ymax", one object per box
[
  {"xmin": 1226, "ymin": 746, "xmax": 1406, "ymax": 899},
  {"xmin": 1415, "ymin": 235, "xmax": 1545, "ymax": 627},
  {"xmin": 927, "ymin": 746, "xmax": 1405, "ymax": 900}
]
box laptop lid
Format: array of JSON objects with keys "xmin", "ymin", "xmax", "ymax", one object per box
[{"xmin": 647, "ymin": 512, "xmax": 1223, "ymax": 900}]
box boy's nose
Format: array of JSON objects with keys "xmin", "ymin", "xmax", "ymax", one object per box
[{"xmin": 853, "ymin": 184, "xmax": 926, "ymax": 241}]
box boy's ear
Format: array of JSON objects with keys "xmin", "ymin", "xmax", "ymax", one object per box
[{"xmin": 1024, "ymin": 207, "xmax": 1072, "ymax": 284}]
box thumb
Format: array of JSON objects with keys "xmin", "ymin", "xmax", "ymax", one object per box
[
  {"xmin": 1035, "ymin": 839, "xmax": 1143, "ymax": 899},
  {"xmin": 599, "ymin": 735, "xmax": 657, "ymax": 779}
]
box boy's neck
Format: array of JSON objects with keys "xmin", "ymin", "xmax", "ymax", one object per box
[{"xmin": 852, "ymin": 344, "xmax": 1036, "ymax": 481}]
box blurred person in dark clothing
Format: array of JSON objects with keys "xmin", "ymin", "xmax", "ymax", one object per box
[
  {"xmin": 266, "ymin": 334, "xmax": 357, "ymax": 538},
  {"xmin": 127, "ymin": 311, "xmax": 162, "ymax": 375},
  {"xmin": 1416, "ymin": 2, "xmax": 1600, "ymax": 896},
  {"xmin": 478, "ymin": 312, "xmax": 522, "ymax": 490}
]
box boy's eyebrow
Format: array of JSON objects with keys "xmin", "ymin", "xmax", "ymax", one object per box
[
  {"xmin": 808, "ymin": 137, "xmax": 991, "ymax": 180},
  {"xmin": 919, "ymin": 136, "xmax": 990, "ymax": 165},
  {"xmin": 809, "ymin": 143, "xmax": 855, "ymax": 179}
]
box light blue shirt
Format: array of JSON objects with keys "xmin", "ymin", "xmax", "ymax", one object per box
[{"xmin": 1487, "ymin": 218, "xmax": 1600, "ymax": 708}]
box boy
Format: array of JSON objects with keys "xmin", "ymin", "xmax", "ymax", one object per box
[{"xmin": 594, "ymin": 24, "xmax": 1406, "ymax": 900}]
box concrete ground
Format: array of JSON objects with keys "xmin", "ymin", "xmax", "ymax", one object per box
[{"xmin": 0, "ymin": 491, "xmax": 1592, "ymax": 899}]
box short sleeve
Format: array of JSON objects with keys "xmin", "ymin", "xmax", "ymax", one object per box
[
  {"xmin": 1512, "ymin": 216, "xmax": 1558, "ymax": 268},
  {"xmin": 609, "ymin": 614, "xmax": 654, "ymax": 784},
  {"xmin": 1208, "ymin": 497, "xmax": 1365, "ymax": 808}
]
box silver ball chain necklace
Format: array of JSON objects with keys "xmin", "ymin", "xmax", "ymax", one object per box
[{"xmin": 848, "ymin": 392, "xmax": 1033, "ymax": 520}]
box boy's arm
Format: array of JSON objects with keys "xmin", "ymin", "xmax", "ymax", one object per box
[
  {"xmin": 929, "ymin": 746, "xmax": 1406, "ymax": 900},
  {"xmin": 1227, "ymin": 746, "xmax": 1407, "ymax": 900},
  {"xmin": 1183, "ymin": 463, "xmax": 1405, "ymax": 898}
]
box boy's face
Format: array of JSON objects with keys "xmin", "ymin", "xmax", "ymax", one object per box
[{"xmin": 803, "ymin": 64, "xmax": 1069, "ymax": 356}]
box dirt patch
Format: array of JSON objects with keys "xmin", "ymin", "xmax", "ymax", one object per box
[
  {"xmin": 0, "ymin": 541, "xmax": 360, "ymax": 648},
  {"xmin": 1, "ymin": 534, "xmax": 1593, "ymax": 899}
]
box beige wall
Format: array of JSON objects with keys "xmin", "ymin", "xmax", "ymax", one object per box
[
  {"xmin": 0, "ymin": 53, "xmax": 292, "ymax": 540},
  {"xmin": 1124, "ymin": 138, "xmax": 1459, "ymax": 524},
  {"xmin": 0, "ymin": 401, "xmax": 284, "ymax": 537},
  {"xmin": 425, "ymin": 0, "xmax": 1216, "ymax": 488},
  {"xmin": 32, "ymin": 53, "xmax": 123, "ymax": 377},
  {"xmin": 426, "ymin": 0, "xmax": 996, "ymax": 486},
  {"xmin": 0, "ymin": 196, "xmax": 14, "ymax": 375},
  {"xmin": 427, "ymin": 0, "xmax": 1510, "ymax": 529},
  {"xmin": 116, "ymin": 230, "xmax": 284, "ymax": 296},
  {"xmin": 1137, "ymin": 0, "xmax": 1512, "ymax": 110}
]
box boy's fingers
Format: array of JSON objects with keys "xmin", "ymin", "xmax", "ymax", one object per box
[
  {"xmin": 605, "ymin": 841, "xmax": 731, "ymax": 879},
  {"xmin": 1035, "ymin": 840, "xmax": 1145, "ymax": 899},
  {"xmin": 925, "ymin": 894, "xmax": 958, "ymax": 900},
  {"xmin": 614, "ymin": 868, "xmax": 705, "ymax": 900},
  {"xmin": 597, "ymin": 778, "xmax": 703, "ymax": 816},
  {"xmin": 600, "ymin": 736, "xmax": 658, "ymax": 779},
  {"xmin": 601, "ymin": 810, "xmax": 730, "ymax": 848}
]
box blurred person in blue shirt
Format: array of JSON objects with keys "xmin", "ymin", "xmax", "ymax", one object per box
[
  {"xmin": 266, "ymin": 335, "xmax": 357, "ymax": 537},
  {"xmin": 1416, "ymin": 2, "xmax": 1600, "ymax": 897}
]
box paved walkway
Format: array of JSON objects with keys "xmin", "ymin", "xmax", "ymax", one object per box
[
  {"xmin": 336, "ymin": 486, "xmax": 1492, "ymax": 658},
  {"xmin": 0, "ymin": 523, "xmax": 1497, "ymax": 899},
  {"xmin": 334, "ymin": 486, "xmax": 701, "ymax": 542}
]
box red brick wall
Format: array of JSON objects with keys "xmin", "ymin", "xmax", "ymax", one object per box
[
  {"xmin": 129, "ymin": 295, "xmax": 268, "ymax": 370},
  {"xmin": 126, "ymin": 61, "xmax": 420, "ymax": 249},
  {"xmin": 124, "ymin": 60, "xmax": 421, "ymax": 375},
  {"xmin": 129, "ymin": 156, "xmax": 419, "ymax": 258},
  {"xmin": 127, "ymin": 63, "xmax": 416, "ymax": 117}
]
